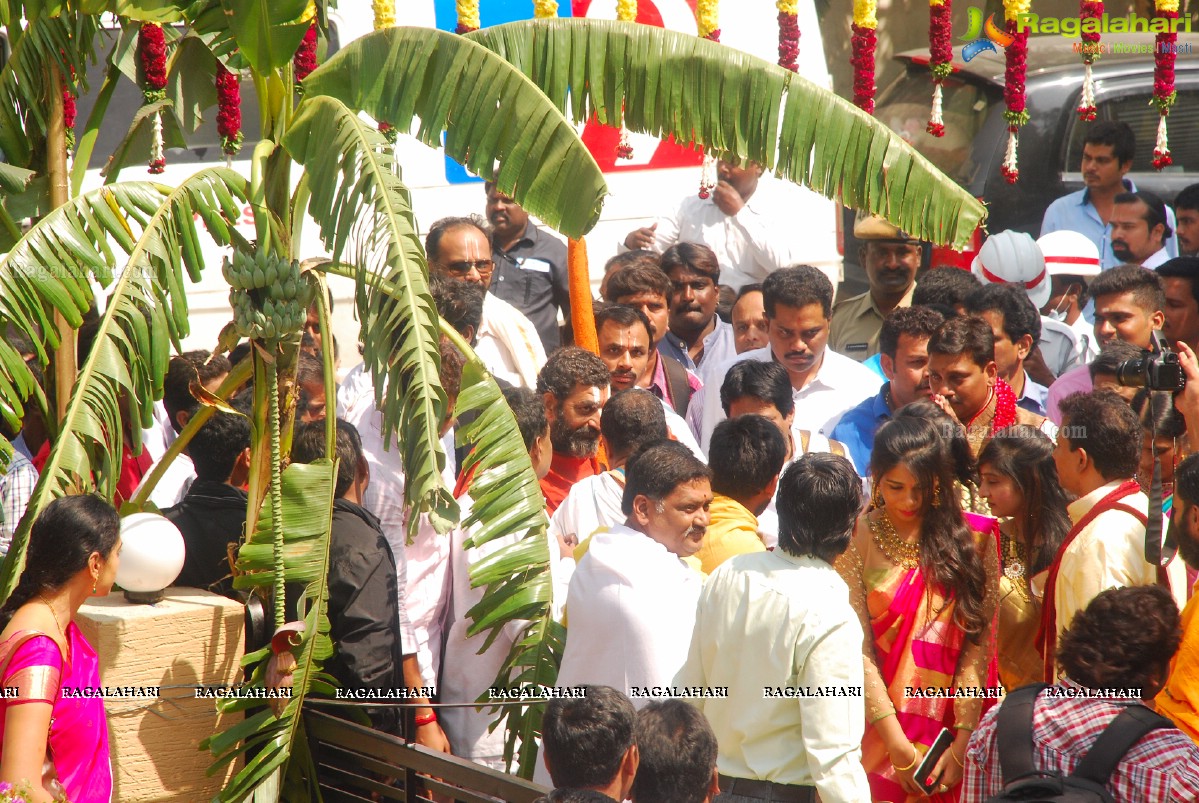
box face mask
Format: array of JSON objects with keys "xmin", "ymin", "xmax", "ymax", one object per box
[{"xmin": 1044, "ymin": 293, "xmax": 1070, "ymax": 323}]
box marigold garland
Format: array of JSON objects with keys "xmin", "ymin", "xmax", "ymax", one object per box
[
  {"xmin": 534, "ymin": 0, "xmax": 558, "ymax": 17},
  {"xmin": 698, "ymin": 0, "xmax": 720, "ymax": 41},
  {"xmin": 777, "ymin": 0, "xmax": 800, "ymax": 72},
  {"xmin": 1152, "ymin": 0, "xmax": 1179, "ymax": 169},
  {"xmin": 927, "ymin": 0, "xmax": 952, "ymax": 136},
  {"xmin": 138, "ymin": 23, "xmax": 167, "ymax": 173},
  {"xmin": 1000, "ymin": 0, "xmax": 1030, "ymax": 183},
  {"xmin": 1077, "ymin": 0, "xmax": 1102, "ymax": 120},
  {"xmin": 850, "ymin": 0, "xmax": 877, "ymax": 114},
  {"xmin": 617, "ymin": 0, "xmax": 637, "ymax": 20},
  {"xmin": 456, "ymin": 0, "xmax": 480, "ymax": 33},
  {"xmin": 216, "ymin": 64, "xmax": 242, "ymax": 160}
]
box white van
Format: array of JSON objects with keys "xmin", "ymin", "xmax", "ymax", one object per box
[{"xmin": 69, "ymin": 0, "xmax": 837, "ymax": 365}]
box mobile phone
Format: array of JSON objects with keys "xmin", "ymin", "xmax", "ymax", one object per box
[{"xmin": 914, "ymin": 727, "xmax": 955, "ymax": 794}]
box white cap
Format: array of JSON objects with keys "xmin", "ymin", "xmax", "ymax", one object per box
[
  {"xmin": 1036, "ymin": 230, "xmax": 1101, "ymax": 279},
  {"xmin": 971, "ymin": 230, "xmax": 1050, "ymax": 309}
]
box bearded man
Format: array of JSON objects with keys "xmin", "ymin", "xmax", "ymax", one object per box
[{"xmin": 537, "ymin": 347, "xmax": 613, "ymax": 514}]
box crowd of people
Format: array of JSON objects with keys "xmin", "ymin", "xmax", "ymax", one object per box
[{"xmin": 9, "ymin": 119, "xmax": 1199, "ymax": 801}]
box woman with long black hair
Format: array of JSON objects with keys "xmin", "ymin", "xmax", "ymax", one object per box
[{"xmin": 0, "ymin": 495, "xmax": 120, "ymax": 802}]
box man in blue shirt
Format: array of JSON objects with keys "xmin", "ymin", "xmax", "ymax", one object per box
[
  {"xmin": 831, "ymin": 306, "xmax": 944, "ymax": 475},
  {"xmin": 1041, "ymin": 121, "xmax": 1178, "ymax": 270}
]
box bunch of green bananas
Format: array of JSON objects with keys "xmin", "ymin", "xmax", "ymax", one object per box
[{"xmin": 222, "ymin": 249, "xmax": 315, "ymax": 345}]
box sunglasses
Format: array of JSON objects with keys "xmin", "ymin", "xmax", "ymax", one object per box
[{"xmin": 441, "ymin": 259, "xmax": 495, "ymax": 275}]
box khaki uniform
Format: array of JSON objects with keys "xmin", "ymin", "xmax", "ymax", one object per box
[{"xmin": 829, "ymin": 285, "xmax": 915, "ymax": 362}]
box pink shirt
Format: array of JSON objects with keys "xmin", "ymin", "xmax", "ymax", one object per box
[{"xmin": 1046, "ymin": 364, "xmax": 1093, "ymax": 425}]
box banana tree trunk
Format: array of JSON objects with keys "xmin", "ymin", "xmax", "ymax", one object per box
[{"xmin": 47, "ymin": 64, "xmax": 75, "ymax": 423}]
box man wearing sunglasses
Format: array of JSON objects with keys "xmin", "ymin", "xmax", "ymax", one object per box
[{"xmin": 425, "ymin": 215, "xmax": 547, "ymax": 389}]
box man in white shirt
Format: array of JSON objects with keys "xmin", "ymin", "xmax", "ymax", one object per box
[
  {"xmin": 693, "ymin": 266, "xmax": 882, "ymax": 451},
  {"xmin": 425, "ymin": 215, "xmax": 546, "ymax": 389},
  {"xmin": 622, "ymin": 160, "xmax": 823, "ymax": 291},
  {"xmin": 1111, "ymin": 191, "xmax": 1173, "ymax": 269},
  {"xmin": 555, "ymin": 441, "xmax": 711, "ymax": 701},
  {"xmin": 1037, "ymin": 230, "xmax": 1102, "ymax": 367},
  {"xmin": 676, "ymin": 452, "xmax": 870, "ymax": 803}
]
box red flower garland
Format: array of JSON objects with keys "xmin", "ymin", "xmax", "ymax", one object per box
[
  {"xmin": 138, "ymin": 23, "xmax": 167, "ymax": 173},
  {"xmin": 1152, "ymin": 8, "xmax": 1178, "ymax": 169},
  {"xmin": 926, "ymin": 0, "xmax": 952, "ymax": 136},
  {"xmin": 850, "ymin": 24, "xmax": 877, "ymax": 113},
  {"xmin": 63, "ymin": 87, "xmax": 76, "ymax": 151},
  {"xmin": 1077, "ymin": 0, "xmax": 1103, "ymax": 120},
  {"xmin": 1000, "ymin": 21, "xmax": 1029, "ymax": 183},
  {"xmin": 216, "ymin": 64, "xmax": 242, "ymax": 158},
  {"xmin": 294, "ymin": 22, "xmax": 318, "ymax": 82},
  {"xmin": 777, "ymin": 12, "xmax": 799, "ymax": 72}
]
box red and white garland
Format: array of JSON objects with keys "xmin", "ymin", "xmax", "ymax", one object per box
[
  {"xmin": 216, "ymin": 64, "xmax": 241, "ymax": 163},
  {"xmin": 374, "ymin": 0, "xmax": 398, "ymax": 143},
  {"xmin": 850, "ymin": 0, "xmax": 878, "ymax": 113},
  {"xmin": 777, "ymin": 0, "xmax": 800, "ymax": 73},
  {"xmin": 1000, "ymin": 0, "xmax": 1030, "ymax": 183},
  {"xmin": 1152, "ymin": 0, "xmax": 1179, "ymax": 169},
  {"xmin": 697, "ymin": 0, "xmax": 721, "ymax": 196},
  {"xmin": 616, "ymin": 0, "xmax": 637, "ymax": 160},
  {"xmin": 1077, "ymin": 0, "xmax": 1102, "ymax": 120},
  {"xmin": 927, "ymin": 0, "xmax": 952, "ymax": 136},
  {"xmin": 138, "ymin": 23, "xmax": 167, "ymax": 174}
]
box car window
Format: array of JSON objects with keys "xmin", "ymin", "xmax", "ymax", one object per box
[
  {"xmin": 875, "ymin": 67, "xmax": 999, "ymax": 184},
  {"xmin": 1065, "ymin": 87, "xmax": 1199, "ymax": 173}
]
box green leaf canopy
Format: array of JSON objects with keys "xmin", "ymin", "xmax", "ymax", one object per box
[{"xmin": 466, "ymin": 18, "xmax": 988, "ymax": 248}]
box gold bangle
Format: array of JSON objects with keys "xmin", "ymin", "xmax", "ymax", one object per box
[
  {"xmin": 951, "ymin": 749, "xmax": 965, "ymax": 768},
  {"xmin": 870, "ymin": 710, "xmax": 897, "ymax": 725},
  {"xmin": 891, "ymin": 748, "xmax": 920, "ymax": 773},
  {"xmin": 953, "ymin": 723, "xmax": 976, "ymax": 732}
]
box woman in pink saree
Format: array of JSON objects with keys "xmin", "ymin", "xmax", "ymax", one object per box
[
  {"xmin": 0, "ymin": 495, "xmax": 120, "ymax": 803},
  {"xmin": 837, "ymin": 418, "xmax": 999, "ymax": 802}
]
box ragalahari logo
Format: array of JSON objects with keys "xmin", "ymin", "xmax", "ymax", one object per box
[{"xmin": 961, "ymin": 8, "xmax": 1015, "ymax": 61}]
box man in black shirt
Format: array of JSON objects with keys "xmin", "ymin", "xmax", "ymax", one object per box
[
  {"xmin": 164, "ymin": 394, "xmax": 251, "ymax": 597},
  {"xmin": 486, "ymin": 181, "xmax": 572, "ymax": 352}
]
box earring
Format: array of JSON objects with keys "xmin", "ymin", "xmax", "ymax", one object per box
[
  {"xmin": 871, "ymin": 482, "xmax": 883, "ymax": 510},
  {"xmin": 931, "ymin": 484, "xmax": 942, "ymax": 508},
  {"xmin": 92, "ymin": 576, "xmax": 98, "ymax": 595}
]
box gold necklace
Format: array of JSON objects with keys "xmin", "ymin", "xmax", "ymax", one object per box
[
  {"xmin": 38, "ymin": 594, "xmax": 65, "ymax": 637},
  {"xmin": 870, "ymin": 512, "xmax": 920, "ymax": 569},
  {"xmin": 1001, "ymin": 531, "xmax": 1030, "ymax": 600}
]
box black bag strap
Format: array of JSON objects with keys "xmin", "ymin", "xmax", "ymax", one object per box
[
  {"xmin": 1071, "ymin": 705, "xmax": 1172, "ymax": 786},
  {"xmin": 661, "ymin": 354, "xmax": 693, "ymax": 418},
  {"xmin": 996, "ymin": 683, "xmax": 1049, "ymax": 784}
]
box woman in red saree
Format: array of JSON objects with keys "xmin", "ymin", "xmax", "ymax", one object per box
[
  {"xmin": 837, "ymin": 417, "xmax": 999, "ymax": 802},
  {"xmin": 0, "ymin": 495, "xmax": 121, "ymax": 802}
]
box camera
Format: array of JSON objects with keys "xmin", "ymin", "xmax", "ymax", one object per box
[{"xmin": 1116, "ymin": 332, "xmax": 1187, "ymax": 393}]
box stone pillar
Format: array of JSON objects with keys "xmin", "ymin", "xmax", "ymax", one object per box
[{"xmin": 76, "ymin": 588, "xmax": 245, "ymax": 802}]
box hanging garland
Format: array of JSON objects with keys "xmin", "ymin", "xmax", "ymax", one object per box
[
  {"xmin": 1000, "ymin": 0, "xmax": 1030, "ymax": 183},
  {"xmin": 1152, "ymin": 0, "xmax": 1179, "ymax": 169},
  {"xmin": 373, "ymin": 0, "xmax": 398, "ymax": 143},
  {"xmin": 216, "ymin": 63, "xmax": 242, "ymax": 161},
  {"xmin": 616, "ymin": 0, "xmax": 638, "ymax": 159},
  {"xmin": 293, "ymin": 22, "xmax": 318, "ymax": 82},
  {"xmin": 698, "ymin": 0, "xmax": 720, "ymax": 41},
  {"xmin": 850, "ymin": 0, "xmax": 878, "ymax": 113},
  {"xmin": 455, "ymin": 0, "xmax": 480, "ymax": 33},
  {"xmin": 138, "ymin": 23, "xmax": 167, "ymax": 174},
  {"xmin": 1077, "ymin": 0, "xmax": 1102, "ymax": 120},
  {"xmin": 777, "ymin": 0, "xmax": 800, "ymax": 72},
  {"xmin": 926, "ymin": 0, "xmax": 952, "ymax": 136},
  {"xmin": 63, "ymin": 83, "xmax": 76, "ymax": 152},
  {"xmin": 534, "ymin": 0, "xmax": 558, "ymax": 17}
]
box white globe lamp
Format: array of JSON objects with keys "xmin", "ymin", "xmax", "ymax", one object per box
[{"xmin": 117, "ymin": 513, "xmax": 186, "ymax": 604}]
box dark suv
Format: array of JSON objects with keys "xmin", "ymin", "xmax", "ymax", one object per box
[{"xmin": 841, "ymin": 33, "xmax": 1199, "ymax": 293}]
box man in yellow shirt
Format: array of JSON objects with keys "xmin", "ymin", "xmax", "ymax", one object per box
[
  {"xmin": 693, "ymin": 415, "xmax": 786, "ymax": 574},
  {"xmin": 1157, "ymin": 453, "xmax": 1199, "ymax": 741}
]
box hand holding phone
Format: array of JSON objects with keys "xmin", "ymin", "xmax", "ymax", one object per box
[{"xmin": 914, "ymin": 727, "xmax": 955, "ymax": 794}]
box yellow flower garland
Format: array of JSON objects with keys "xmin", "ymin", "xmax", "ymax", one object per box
[
  {"xmin": 853, "ymin": 0, "xmax": 877, "ymax": 29},
  {"xmin": 372, "ymin": 0, "xmax": 395, "ymax": 29},
  {"xmin": 1003, "ymin": 0, "xmax": 1030, "ymax": 22},
  {"xmin": 1157, "ymin": 0, "xmax": 1180, "ymax": 10},
  {"xmin": 618, "ymin": 0, "xmax": 638, "ymax": 21},
  {"xmin": 697, "ymin": 0, "xmax": 720, "ymax": 37},
  {"xmin": 534, "ymin": 0, "xmax": 559, "ymax": 18},
  {"xmin": 457, "ymin": 0, "xmax": 480, "ymax": 30},
  {"xmin": 776, "ymin": 0, "xmax": 799, "ymax": 14}
]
